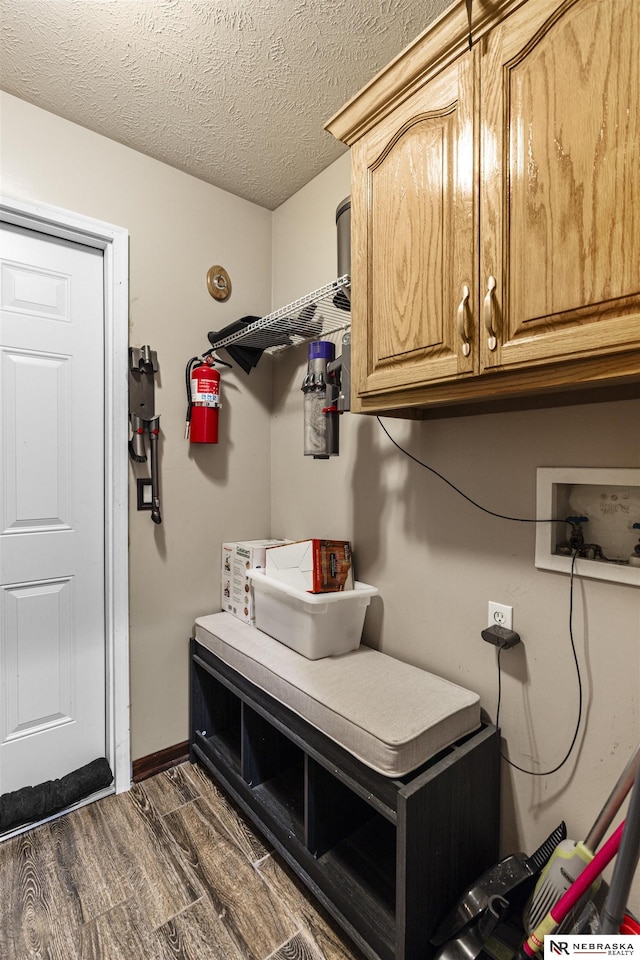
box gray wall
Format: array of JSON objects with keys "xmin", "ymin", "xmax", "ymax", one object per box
[
  {"xmin": 272, "ymin": 152, "xmax": 640, "ymax": 911},
  {"xmin": 1, "ymin": 92, "xmax": 274, "ymax": 760},
  {"xmin": 3, "ymin": 88, "xmax": 638, "ymax": 913}
]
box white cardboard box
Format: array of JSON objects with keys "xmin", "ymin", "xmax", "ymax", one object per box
[
  {"xmin": 265, "ymin": 539, "xmax": 354, "ymax": 593},
  {"xmin": 247, "ymin": 569, "xmax": 378, "ymax": 659},
  {"xmin": 221, "ymin": 540, "xmax": 288, "ymax": 623}
]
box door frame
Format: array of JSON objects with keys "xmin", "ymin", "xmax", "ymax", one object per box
[{"xmin": 1, "ymin": 195, "xmax": 130, "ymax": 796}]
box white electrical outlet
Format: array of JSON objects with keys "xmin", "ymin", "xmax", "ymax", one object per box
[{"xmin": 488, "ymin": 601, "xmax": 513, "ymax": 630}]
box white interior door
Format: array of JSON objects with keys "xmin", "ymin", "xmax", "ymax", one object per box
[{"xmin": 0, "ymin": 223, "xmax": 107, "ymax": 796}]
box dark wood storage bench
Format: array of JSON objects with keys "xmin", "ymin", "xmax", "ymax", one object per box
[{"xmin": 190, "ymin": 625, "xmax": 500, "ymax": 960}]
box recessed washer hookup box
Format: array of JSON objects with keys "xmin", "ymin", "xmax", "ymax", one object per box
[{"xmin": 265, "ymin": 539, "xmax": 354, "ymax": 593}]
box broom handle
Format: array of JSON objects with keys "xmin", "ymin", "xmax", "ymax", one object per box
[
  {"xmin": 585, "ymin": 744, "xmax": 640, "ymax": 851},
  {"xmin": 599, "ymin": 765, "xmax": 640, "ymax": 933},
  {"xmin": 521, "ymin": 820, "xmax": 625, "ymax": 957}
]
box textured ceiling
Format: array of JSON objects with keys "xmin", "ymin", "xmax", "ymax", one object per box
[{"xmin": 0, "ymin": 0, "xmax": 450, "ymax": 209}]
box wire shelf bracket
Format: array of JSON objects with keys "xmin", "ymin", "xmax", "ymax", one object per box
[{"xmin": 208, "ymin": 276, "xmax": 351, "ymax": 354}]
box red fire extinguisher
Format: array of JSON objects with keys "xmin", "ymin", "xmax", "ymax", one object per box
[{"xmin": 186, "ymin": 356, "xmax": 220, "ymax": 443}]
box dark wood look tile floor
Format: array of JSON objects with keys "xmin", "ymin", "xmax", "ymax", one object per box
[{"xmin": 0, "ymin": 762, "xmax": 367, "ymax": 960}]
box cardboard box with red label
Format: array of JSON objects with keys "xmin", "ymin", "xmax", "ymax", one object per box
[{"xmin": 265, "ymin": 539, "xmax": 353, "ymax": 593}]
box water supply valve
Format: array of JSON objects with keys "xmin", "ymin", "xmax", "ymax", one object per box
[
  {"xmin": 566, "ymin": 515, "xmax": 589, "ymax": 551},
  {"xmin": 556, "ymin": 516, "xmax": 605, "ymax": 561}
]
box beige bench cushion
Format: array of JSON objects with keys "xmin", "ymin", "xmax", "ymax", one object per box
[{"xmin": 194, "ymin": 612, "xmax": 481, "ymax": 778}]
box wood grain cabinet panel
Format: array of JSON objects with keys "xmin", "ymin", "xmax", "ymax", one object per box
[
  {"xmin": 326, "ymin": 0, "xmax": 640, "ymax": 416},
  {"xmin": 351, "ymin": 54, "xmax": 476, "ymax": 397},
  {"xmin": 481, "ymin": 0, "xmax": 640, "ymax": 373}
]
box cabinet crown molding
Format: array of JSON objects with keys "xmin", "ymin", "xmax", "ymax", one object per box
[{"xmin": 325, "ymin": 0, "xmax": 527, "ymax": 145}]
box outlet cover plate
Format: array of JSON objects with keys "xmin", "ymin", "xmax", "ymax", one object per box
[{"xmin": 488, "ymin": 601, "xmax": 513, "ymax": 629}]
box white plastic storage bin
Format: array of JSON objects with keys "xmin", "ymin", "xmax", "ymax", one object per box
[{"xmin": 246, "ymin": 570, "xmax": 378, "ymax": 659}]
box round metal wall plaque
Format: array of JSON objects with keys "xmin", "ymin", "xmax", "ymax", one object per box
[{"xmin": 207, "ymin": 265, "xmax": 231, "ymax": 301}]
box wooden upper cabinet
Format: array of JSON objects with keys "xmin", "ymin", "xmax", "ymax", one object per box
[
  {"xmin": 351, "ymin": 53, "xmax": 476, "ymax": 399},
  {"xmin": 326, "ymin": 0, "xmax": 640, "ymax": 415},
  {"xmin": 481, "ymin": 0, "xmax": 640, "ymax": 373}
]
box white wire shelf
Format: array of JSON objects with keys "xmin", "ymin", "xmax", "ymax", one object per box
[{"xmin": 209, "ymin": 276, "xmax": 351, "ymax": 354}]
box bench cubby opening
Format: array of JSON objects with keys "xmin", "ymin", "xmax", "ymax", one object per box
[{"xmin": 190, "ymin": 635, "xmax": 500, "ymax": 960}]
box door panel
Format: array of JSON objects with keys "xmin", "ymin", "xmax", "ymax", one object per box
[
  {"xmin": 481, "ymin": 0, "xmax": 640, "ymax": 370},
  {"xmin": 2, "ymin": 350, "xmax": 71, "ymax": 531},
  {"xmin": 0, "ymin": 224, "xmax": 106, "ymax": 795},
  {"xmin": 3, "ymin": 579, "xmax": 74, "ymax": 740},
  {"xmin": 1, "ymin": 257, "xmax": 71, "ymax": 322}
]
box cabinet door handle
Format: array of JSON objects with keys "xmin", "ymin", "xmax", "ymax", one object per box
[
  {"xmin": 456, "ymin": 284, "xmax": 472, "ymax": 357},
  {"xmin": 484, "ymin": 276, "xmax": 498, "ymax": 351}
]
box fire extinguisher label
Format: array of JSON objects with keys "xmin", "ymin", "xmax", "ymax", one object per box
[{"xmin": 191, "ymin": 378, "xmax": 220, "ymax": 406}]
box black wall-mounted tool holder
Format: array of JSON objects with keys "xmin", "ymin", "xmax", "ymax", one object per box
[{"xmin": 129, "ymin": 345, "xmax": 162, "ymax": 524}]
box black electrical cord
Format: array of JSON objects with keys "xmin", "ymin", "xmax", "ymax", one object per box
[
  {"xmin": 495, "ymin": 551, "xmax": 583, "ymax": 776},
  {"xmin": 376, "ymin": 416, "xmax": 584, "ymax": 777},
  {"xmin": 377, "ymin": 417, "xmax": 560, "ymax": 522}
]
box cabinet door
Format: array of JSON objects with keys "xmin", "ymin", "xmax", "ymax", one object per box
[
  {"xmin": 351, "ymin": 53, "xmax": 476, "ymax": 404},
  {"xmin": 480, "ymin": 0, "xmax": 640, "ymax": 373}
]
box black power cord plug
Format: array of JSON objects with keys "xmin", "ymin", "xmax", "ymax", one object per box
[{"xmin": 481, "ymin": 625, "xmax": 522, "ymax": 649}]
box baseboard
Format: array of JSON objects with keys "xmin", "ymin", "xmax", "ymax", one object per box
[{"xmin": 132, "ymin": 741, "xmax": 190, "ymax": 782}]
